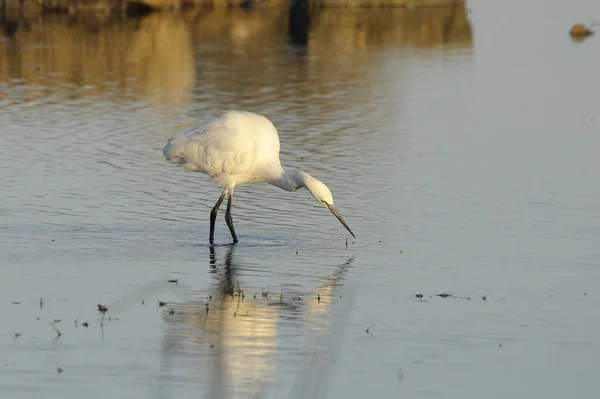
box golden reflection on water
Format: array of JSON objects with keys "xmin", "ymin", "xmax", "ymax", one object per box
[
  {"xmin": 1, "ymin": 7, "xmax": 472, "ymax": 109},
  {"xmin": 0, "ymin": 13, "xmax": 196, "ymax": 110},
  {"xmin": 310, "ymin": 6, "xmax": 472, "ymax": 50},
  {"xmin": 159, "ymin": 246, "xmax": 355, "ymax": 398},
  {"xmin": 180, "ymin": 246, "xmax": 280, "ymax": 397}
]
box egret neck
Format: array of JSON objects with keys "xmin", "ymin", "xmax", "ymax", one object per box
[
  {"xmin": 269, "ymin": 169, "xmax": 311, "ymax": 192},
  {"xmin": 270, "ymin": 169, "xmax": 356, "ymax": 237}
]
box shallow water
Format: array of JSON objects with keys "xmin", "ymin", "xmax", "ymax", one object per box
[{"xmin": 2, "ymin": 1, "xmax": 600, "ymax": 398}]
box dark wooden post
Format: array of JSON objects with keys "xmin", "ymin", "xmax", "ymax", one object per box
[{"xmin": 288, "ymin": 0, "xmax": 311, "ymax": 45}]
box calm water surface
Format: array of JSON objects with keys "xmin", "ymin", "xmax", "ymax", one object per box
[{"xmin": 2, "ymin": 1, "xmax": 600, "ymax": 398}]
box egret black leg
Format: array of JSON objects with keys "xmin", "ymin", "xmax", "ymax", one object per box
[
  {"xmin": 224, "ymin": 191, "xmax": 238, "ymax": 244},
  {"xmin": 210, "ymin": 188, "xmax": 228, "ymax": 244}
]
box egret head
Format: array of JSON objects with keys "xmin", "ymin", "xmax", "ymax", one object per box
[{"xmin": 297, "ymin": 171, "xmax": 356, "ymax": 238}]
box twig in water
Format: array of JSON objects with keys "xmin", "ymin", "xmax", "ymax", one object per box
[
  {"xmin": 49, "ymin": 322, "xmax": 62, "ymax": 340},
  {"xmin": 366, "ymin": 324, "xmax": 374, "ymax": 336}
]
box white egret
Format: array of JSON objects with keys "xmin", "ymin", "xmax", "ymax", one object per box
[{"xmin": 162, "ymin": 110, "xmax": 355, "ymax": 244}]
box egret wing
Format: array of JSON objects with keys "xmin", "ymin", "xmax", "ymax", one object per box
[
  {"xmin": 163, "ymin": 116, "xmax": 258, "ymax": 177},
  {"xmin": 163, "ymin": 111, "xmax": 281, "ymax": 185}
]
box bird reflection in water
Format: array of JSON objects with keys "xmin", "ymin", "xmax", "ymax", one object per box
[
  {"xmin": 156, "ymin": 245, "xmax": 356, "ymax": 399},
  {"xmin": 290, "ymin": 255, "xmax": 356, "ymax": 399}
]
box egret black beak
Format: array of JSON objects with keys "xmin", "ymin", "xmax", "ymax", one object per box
[{"xmin": 325, "ymin": 203, "xmax": 356, "ymax": 238}]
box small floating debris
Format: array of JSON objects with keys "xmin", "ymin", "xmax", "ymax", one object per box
[
  {"xmin": 57, "ymin": 367, "xmax": 63, "ymax": 374},
  {"xmin": 482, "ymin": 295, "xmax": 487, "ymax": 301},
  {"xmin": 570, "ymin": 23, "xmax": 594, "ymax": 40},
  {"xmin": 97, "ymin": 304, "xmax": 108, "ymax": 313},
  {"xmin": 365, "ymin": 324, "xmax": 374, "ymax": 336},
  {"xmin": 236, "ymin": 281, "xmax": 244, "ymax": 300},
  {"xmin": 437, "ymin": 293, "xmax": 452, "ymax": 298},
  {"xmin": 12, "ymin": 302, "xmax": 21, "ymax": 305},
  {"xmin": 153, "ymin": 299, "xmax": 167, "ymax": 307},
  {"xmin": 40, "ymin": 298, "xmax": 43, "ymax": 310},
  {"xmin": 82, "ymin": 321, "xmax": 89, "ymax": 328},
  {"xmin": 14, "ymin": 332, "xmax": 21, "ymax": 339},
  {"xmin": 415, "ymin": 294, "xmax": 424, "ymax": 299},
  {"xmin": 167, "ymin": 279, "xmax": 178, "ymax": 284},
  {"xmin": 49, "ymin": 322, "xmax": 62, "ymax": 339}
]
